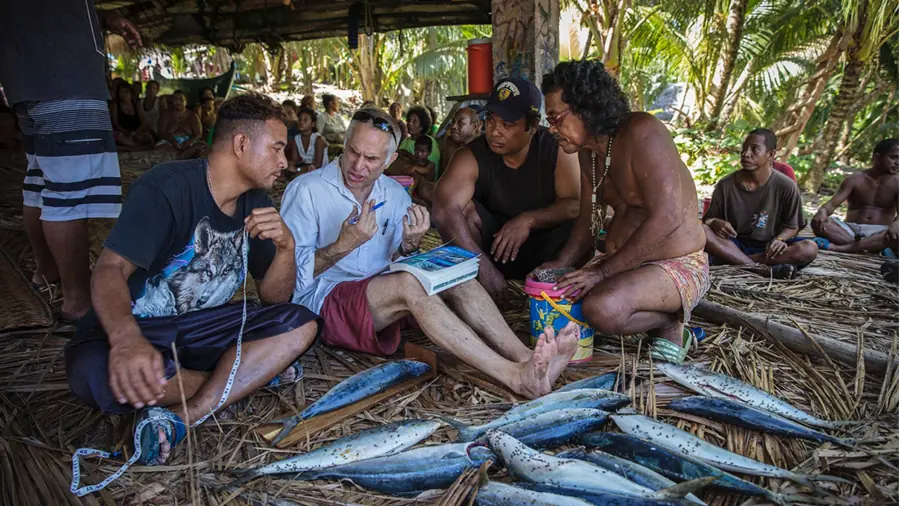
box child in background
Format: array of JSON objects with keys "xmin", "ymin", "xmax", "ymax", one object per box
[{"xmin": 410, "ymin": 135, "xmax": 437, "ymax": 206}]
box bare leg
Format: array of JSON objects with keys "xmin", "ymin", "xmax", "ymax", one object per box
[
  {"xmin": 23, "ymin": 205, "xmax": 59, "ymax": 285},
  {"xmin": 439, "ymin": 279, "xmax": 531, "ymax": 362},
  {"xmin": 169, "ymin": 321, "xmax": 318, "ymax": 425},
  {"xmin": 43, "ymin": 219, "xmax": 92, "ymax": 318},
  {"xmin": 582, "ymin": 265, "xmax": 685, "ymax": 345},
  {"xmin": 827, "ymin": 231, "xmax": 891, "ymax": 253},
  {"xmin": 366, "ymin": 273, "xmax": 576, "ymax": 398},
  {"xmin": 702, "ymin": 224, "xmax": 754, "ymax": 264},
  {"xmin": 747, "ymin": 239, "xmax": 818, "ymax": 266},
  {"xmin": 812, "ymin": 217, "xmax": 855, "ymax": 245}
]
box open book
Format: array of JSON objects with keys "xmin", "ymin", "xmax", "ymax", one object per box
[{"xmin": 389, "ymin": 245, "xmax": 480, "ymax": 296}]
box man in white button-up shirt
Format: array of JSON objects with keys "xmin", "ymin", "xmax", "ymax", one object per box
[{"xmin": 282, "ymin": 108, "xmax": 579, "ymax": 399}]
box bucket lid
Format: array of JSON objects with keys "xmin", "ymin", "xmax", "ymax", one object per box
[
  {"xmin": 524, "ymin": 276, "xmax": 579, "ymax": 299},
  {"xmin": 468, "ymin": 38, "xmax": 492, "ymax": 46}
]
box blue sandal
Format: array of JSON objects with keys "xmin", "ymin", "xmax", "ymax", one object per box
[
  {"xmin": 136, "ymin": 407, "xmax": 187, "ymax": 466},
  {"xmin": 265, "ymin": 360, "xmax": 304, "ymax": 388}
]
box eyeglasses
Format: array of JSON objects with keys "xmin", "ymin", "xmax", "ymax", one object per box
[
  {"xmin": 546, "ymin": 108, "xmax": 572, "ymax": 127},
  {"xmin": 352, "ymin": 110, "xmax": 399, "ymax": 144}
]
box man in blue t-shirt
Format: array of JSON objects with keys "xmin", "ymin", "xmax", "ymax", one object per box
[{"xmin": 65, "ymin": 94, "xmax": 321, "ymax": 466}]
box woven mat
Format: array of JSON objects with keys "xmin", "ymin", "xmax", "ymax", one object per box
[{"xmin": 0, "ymin": 245, "xmax": 53, "ymax": 332}]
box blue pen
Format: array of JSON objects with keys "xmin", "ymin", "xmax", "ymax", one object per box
[{"xmin": 351, "ymin": 201, "xmax": 386, "ymax": 224}]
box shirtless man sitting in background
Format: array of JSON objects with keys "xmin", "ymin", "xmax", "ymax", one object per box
[
  {"xmin": 812, "ymin": 138, "xmax": 898, "ymax": 255},
  {"xmin": 158, "ymin": 90, "xmax": 202, "ymax": 152},
  {"xmin": 539, "ymin": 60, "xmax": 709, "ymax": 365}
]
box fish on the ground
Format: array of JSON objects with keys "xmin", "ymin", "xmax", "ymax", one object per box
[
  {"xmin": 444, "ymin": 389, "xmax": 630, "ymax": 442},
  {"xmin": 611, "ymin": 414, "xmax": 850, "ymax": 490},
  {"xmin": 486, "ymin": 430, "xmax": 709, "ymax": 501},
  {"xmin": 269, "ymin": 360, "xmax": 432, "ymax": 444},
  {"xmin": 474, "ymin": 408, "xmax": 609, "ymax": 449},
  {"xmin": 516, "ymin": 483, "xmax": 694, "ymax": 506},
  {"xmin": 475, "ymin": 481, "xmax": 594, "ymax": 506},
  {"xmin": 668, "ymin": 396, "xmax": 856, "ymax": 447},
  {"xmin": 232, "ymin": 419, "xmax": 440, "ymax": 484},
  {"xmin": 655, "ymin": 363, "xmax": 858, "ymax": 430},
  {"xmin": 578, "ymin": 433, "xmax": 810, "ymax": 506},
  {"xmin": 556, "ymin": 448, "xmax": 705, "ymax": 505},
  {"xmin": 292, "ymin": 443, "xmax": 494, "ymax": 494},
  {"xmin": 556, "ymin": 372, "xmax": 620, "ymax": 393}
]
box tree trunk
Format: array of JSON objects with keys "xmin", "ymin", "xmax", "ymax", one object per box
[
  {"xmin": 262, "ymin": 45, "xmax": 283, "ymax": 90},
  {"xmin": 803, "ymin": 55, "xmax": 865, "ymax": 190},
  {"xmin": 708, "ymin": 0, "xmax": 748, "ymax": 129},
  {"xmin": 776, "ymin": 32, "xmax": 847, "ymax": 161},
  {"xmin": 579, "ymin": 0, "xmax": 631, "ymax": 79},
  {"xmin": 355, "ymin": 34, "xmax": 378, "ymax": 104}
]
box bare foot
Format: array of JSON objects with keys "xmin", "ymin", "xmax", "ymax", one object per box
[
  {"xmin": 513, "ymin": 333, "xmax": 556, "ymax": 398},
  {"xmin": 546, "ymin": 323, "xmax": 579, "ymax": 386}
]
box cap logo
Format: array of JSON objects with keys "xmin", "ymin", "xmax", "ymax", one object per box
[{"xmin": 497, "ymin": 81, "xmax": 520, "ymax": 101}]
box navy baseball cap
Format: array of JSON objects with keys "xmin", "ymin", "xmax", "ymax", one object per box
[{"xmin": 484, "ymin": 77, "xmax": 542, "ymax": 122}]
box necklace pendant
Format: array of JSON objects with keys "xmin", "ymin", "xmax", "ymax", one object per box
[{"xmin": 591, "ymin": 194, "xmax": 597, "ymax": 204}]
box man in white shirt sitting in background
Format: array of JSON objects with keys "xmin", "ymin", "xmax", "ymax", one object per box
[{"xmin": 281, "ymin": 107, "xmax": 577, "ymax": 399}]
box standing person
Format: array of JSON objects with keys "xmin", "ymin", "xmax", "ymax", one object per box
[
  {"xmin": 811, "ymin": 138, "xmax": 898, "ymax": 254},
  {"xmin": 281, "ymin": 107, "xmax": 578, "ymax": 399},
  {"xmin": 539, "ymin": 60, "xmax": 710, "ymax": 365},
  {"xmin": 289, "ymin": 107, "xmax": 328, "ymax": 173},
  {"xmin": 398, "ymin": 106, "xmax": 441, "ymax": 173},
  {"xmin": 433, "ymin": 78, "xmax": 580, "ymax": 303},
  {"xmin": 389, "ymin": 102, "xmax": 409, "ymax": 140},
  {"xmin": 0, "ymin": 1, "xmax": 142, "ymax": 320},
  {"xmin": 65, "ymin": 94, "xmax": 320, "ymax": 467},
  {"xmin": 316, "ymin": 94, "xmax": 347, "ymax": 144},
  {"xmin": 142, "ymin": 80, "xmax": 162, "ymax": 136},
  {"xmin": 702, "ymin": 129, "xmax": 818, "ymax": 279}
]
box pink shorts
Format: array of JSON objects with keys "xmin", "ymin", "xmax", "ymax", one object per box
[{"xmin": 319, "ymin": 278, "xmax": 411, "ymax": 356}]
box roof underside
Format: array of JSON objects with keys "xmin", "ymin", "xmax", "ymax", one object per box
[{"xmin": 95, "ymin": 0, "xmax": 492, "ymax": 48}]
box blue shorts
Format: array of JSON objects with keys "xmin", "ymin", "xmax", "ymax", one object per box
[
  {"xmin": 730, "ymin": 237, "xmax": 809, "ymax": 255},
  {"xmin": 65, "ymin": 302, "xmax": 320, "ymax": 414}
]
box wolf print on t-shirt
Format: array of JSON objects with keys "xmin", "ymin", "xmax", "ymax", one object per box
[{"xmin": 132, "ymin": 216, "xmax": 246, "ymax": 318}]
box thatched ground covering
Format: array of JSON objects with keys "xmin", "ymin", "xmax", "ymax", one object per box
[{"xmin": 0, "ymin": 152, "xmax": 897, "ymax": 505}]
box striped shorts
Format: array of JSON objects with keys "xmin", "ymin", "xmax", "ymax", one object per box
[{"xmin": 17, "ymin": 99, "xmax": 121, "ymax": 221}]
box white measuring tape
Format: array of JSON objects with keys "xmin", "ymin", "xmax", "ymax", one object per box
[{"xmin": 71, "ymin": 230, "xmax": 249, "ymax": 496}]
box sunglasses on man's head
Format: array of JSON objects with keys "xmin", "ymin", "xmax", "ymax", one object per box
[{"xmin": 352, "ymin": 111, "xmax": 399, "ymax": 144}]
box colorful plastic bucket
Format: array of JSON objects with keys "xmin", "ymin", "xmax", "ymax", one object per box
[
  {"xmin": 524, "ymin": 277, "xmax": 594, "ymax": 363},
  {"xmin": 389, "ymin": 176, "xmax": 415, "ymax": 196}
]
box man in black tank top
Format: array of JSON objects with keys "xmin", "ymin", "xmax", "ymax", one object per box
[{"xmin": 433, "ymin": 77, "xmax": 581, "ymax": 303}]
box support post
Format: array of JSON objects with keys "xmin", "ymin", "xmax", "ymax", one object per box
[{"xmin": 491, "ymin": 0, "xmax": 559, "ymax": 84}]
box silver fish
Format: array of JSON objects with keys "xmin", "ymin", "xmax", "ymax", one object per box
[
  {"xmin": 655, "ymin": 363, "xmax": 858, "ymax": 429},
  {"xmin": 611, "ymin": 414, "xmax": 850, "ymax": 489},
  {"xmin": 556, "ymin": 372, "xmax": 619, "ymax": 393},
  {"xmin": 668, "ymin": 396, "xmax": 856, "ymax": 447},
  {"xmin": 486, "ymin": 431, "xmax": 709, "ymax": 501},
  {"xmin": 473, "ymin": 408, "xmax": 610, "ymax": 448},
  {"xmin": 234, "ymin": 419, "xmax": 440, "ymax": 483},
  {"xmin": 475, "ymin": 481, "xmax": 594, "ymax": 506},
  {"xmin": 443, "ymin": 389, "xmax": 630, "ymax": 441},
  {"xmin": 556, "ymin": 448, "xmax": 705, "ymax": 505}
]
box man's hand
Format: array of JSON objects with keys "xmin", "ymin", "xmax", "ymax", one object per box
[
  {"xmin": 245, "ymin": 207, "xmax": 295, "ymax": 251},
  {"xmin": 492, "ymin": 215, "xmax": 532, "ymax": 264},
  {"xmin": 109, "ymin": 335, "xmax": 165, "ymax": 408},
  {"xmin": 811, "ymin": 209, "xmax": 828, "ymax": 234},
  {"xmin": 338, "ymin": 200, "xmax": 379, "ymax": 251},
  {"xmin": 103, "ymin": 12, "xmax": 142, "ymax": 49},
  {"xmin": 555, "ymin": 263, "xmax": 606, "ymax": 302},
  {"xmin": 401, "ymin": 205, "xmax": 429, "ymax": 253},
  {"xmin": 765, "ymin": 237, "xmax": 788, "ymax": 259},
  {"xmin": 887, "ymin": 221, "xmax": 898, "ymax": 244},
  {"xmin": 708, "ymin": 218, "xmax": 738, "ymax": 239},
  {"xmin": 479, "ymin": 262, "xmax": 507, "ymax": 306}
]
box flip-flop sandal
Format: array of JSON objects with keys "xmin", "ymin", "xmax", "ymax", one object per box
[
  {"xmin": 649, "ymin": 328, "xmax": 694, "ymax": 365},
  {"xmin": 812, "ymin": 237, "xmax": 830, "ymax": 250},
  {"xmin": 265, "ymin": 360, "xmax": 304, "ymax": 388},
  {"xmin": 770, "ymin": 264, "xmax": 797, "ymax": 280},
  {"xmin": 135, "ymin": 407, "xmax": 187, "ymax": 466}
]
